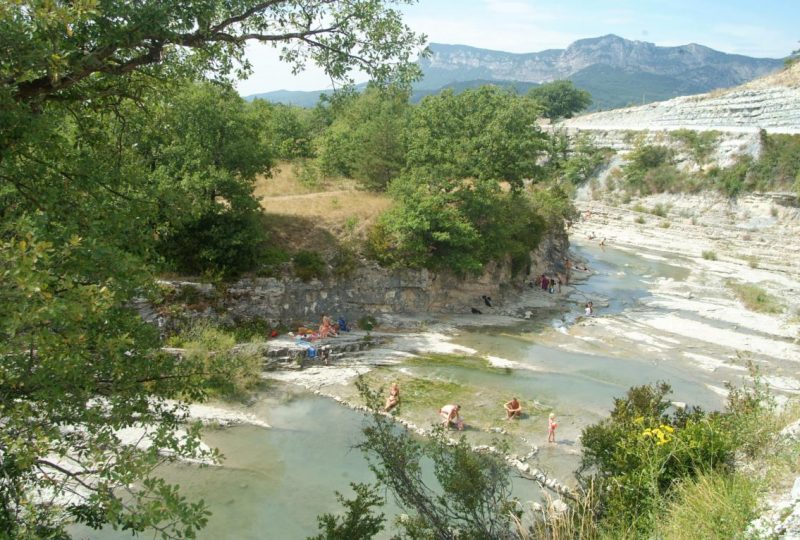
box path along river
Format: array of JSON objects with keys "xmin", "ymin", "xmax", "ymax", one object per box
[{"xmin": 74, "ymin": 240, "xmax": 741, "ymax": 539}]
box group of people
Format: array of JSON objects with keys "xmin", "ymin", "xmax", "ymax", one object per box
[
  {"xmin": 383, "ymin": 386, "xmax": 558, "ymax": 442},
  {"xmin": 533, "ymin": 274, "xmax": 561, "ymax": 294}
]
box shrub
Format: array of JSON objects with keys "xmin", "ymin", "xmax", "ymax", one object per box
[
  {"xmin": 331, "ymin": 245, "xmax": 359, "ymax": 279},
  {"xmin": 157, "ymin": 208, "xmax": 265, "ymax": 279},
  {"xmin": 180, "ymin": 322, "xmax": 263, "ymax": 400},
  {"xmin": 650, "ymin": 203, "xmax": 668, "ymax": 217},
  {"xmin": 659, "ymin": 221, "xmax": 671, "ymax": 228},
  {"xmin": 579, "ymin": 383, "xmax": 737, "ymax": 537},
  {"xmin": 726, "ymin": 280, "xmax": 782, "ymax": 314},
  {"xmin": 293, "ymin": 250, "xmax": 327, "ymax": 282},
  {"xmin": 702, "ymin": 250, "xmax": 717, "ymax": 260},
  {"xmin": 671, "ymin": 129, "xmax": 720, "ymax": 164},
  {"xmin": 257, "ymin": 246, "xmax": 291, "ymax": 277},
  {"xmin": 635, "ymin": 215, "xmax": 646, "ymax": 224}
]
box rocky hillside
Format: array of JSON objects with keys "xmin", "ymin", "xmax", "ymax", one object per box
[{"xmin": 563, "ymin": 62, "xmax": 800, "ymax": 134}]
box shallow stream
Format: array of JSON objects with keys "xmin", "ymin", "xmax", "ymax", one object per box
[{"xmin": 73, "ymin": 242, "xmax": 727, "ymax": 539}]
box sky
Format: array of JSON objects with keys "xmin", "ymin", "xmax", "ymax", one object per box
[{"xmin": 235, "ymin": 0, "xmax": 800, "ymax": 96}]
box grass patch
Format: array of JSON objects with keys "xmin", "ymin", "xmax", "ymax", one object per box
[
  {"xmin": 634, "ymin": 215, "xmax": 646, "ymax": 224},
  {"xmin": 659, "ymin": 221, "xmax": 671, "ymax": 228},
  {"xmin": 726, "ymin": 280, "xmax": 782, "ymax": 313},
  {"xmin": 702, "ymin": 250, "xmax": 717, "ymax": 260},
  {"xmin": 741, "ymin": 254, "xmax": 759, "ymax": 269},
  {"xmin": 404, "ymin": 353, "xmax": 508, "ymax": 374},
  {"xmin": 660, "ymin": 472, "xmax": 761, "ymax": 540},
  {"xmin": 650, "ymin": 203, "xmax": 668, "ymax": 217}
]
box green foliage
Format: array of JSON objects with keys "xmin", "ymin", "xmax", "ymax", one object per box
[
  {"xmin": 661, "ymin": 472, "xmax": 761, "ymax": 540},
  {"xmin": 353, "ymin": 380, "xmax": 521, "ymax": 539},
  {"xmin": 357, "ymin": 315, "xmax": 377, "ymax": 331},
  {"xmin": 702, "ymin": 250, "xmax": 718, "ymax": 260},
  {"xmin": 527, "ymin": 80, "xmax": 592, "ymax": 121},
  {"xmin": 309, "ymin": 483, "xmax": 386, "ymax": 540},
  {"xmin": 316, "ymin": 86, "xmax": 410, "ymax": 191},
  {"xmin": 579, "ymin": 383, "xmax": 737, "ymax": 536},
  {"xmin": 556, "ymin": 135, "xmax": 614, "ymax": 186},
  {"xmin": 671, "ymin": 129, "xmax": 720, "ymax": 164},
  {"xmin": 622, "ymin": 144, "xmax": 683, "ymax": 194},
  {"xmin": 405, "ymin": 86, "xmax": 548, "ymax": 189},
  {"xmin": 252, "ymin": 100, "xmax": 315, "ymax": 159},
  {"xmin": 370, "ymin": 172, "xmax": 548, "ymax": 275},
  {"xmin": 331, "ymin": 244, "xmax": 360, "ymax": 279},
  {"xmin": 179, "ymin": 323, "xmax": 263, "ymax": 400},
  {"xmin": 0, "ymin": 0, "xmax": 423, "ymax": 535},
  {"xmin": 293, "ymin": 250, "xmax": 327, "ymax": 282},
  {"xmin": 650, "ymin": 203, "xmax": 668, "ymax": 217},
  {"xmin": 157, "ymin": 207, "xmax": 266, "ymax": 279},
  {"xmin": 706, "ymin": 132, "xmax": 800, "ymax": 196},
  {"xmin": 257, "ymin": 247, "xmax": 292, "ymax": 277},
  {"xmin": 726, "ymin": 280, "xmax": 783, "ymax": 314}
]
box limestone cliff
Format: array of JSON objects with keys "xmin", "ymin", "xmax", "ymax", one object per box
[
  {"xmin": 160, "ymin": 229, "xmax": 569, "ymax": 324},
  {"xmin": 563, "ymin": 62, "xmax": 800, "ymax": 134}
]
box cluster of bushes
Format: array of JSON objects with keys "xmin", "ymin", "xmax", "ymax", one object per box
[
  {"xmin": 153, "ymin": 82, "xmax": 595, "ymax": 281},
  {"xmin": 167, "ymin": 322, "xmax": 264, "ymax": 400},
  {"xmin": 621, "ymin": 131, "xmax": 800, "ymax": 197}
]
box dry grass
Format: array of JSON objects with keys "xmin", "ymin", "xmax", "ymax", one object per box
[{"xmin": 255, "ymin": 160, "xmax": 393, "ymax": 255}]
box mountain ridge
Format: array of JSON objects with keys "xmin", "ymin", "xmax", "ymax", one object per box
[{"xmin": 245, "ymin": 35, "xmax": 785, "ymax": 110}]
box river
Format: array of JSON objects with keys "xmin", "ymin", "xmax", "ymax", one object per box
[{"xmin": 71, "ymin": 241, "xmax": 728, "ymax": 539}]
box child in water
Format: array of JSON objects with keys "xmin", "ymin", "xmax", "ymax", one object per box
[{"xmin": 548, "ymin": 413, "xmax": 557, "ymax": 443}]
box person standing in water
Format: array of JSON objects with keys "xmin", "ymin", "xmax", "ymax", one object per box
[{"xmin": 548, "ymin": 413, "xmax": 558, "ymax": 443}]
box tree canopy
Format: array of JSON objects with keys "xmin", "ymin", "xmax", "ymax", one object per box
[
  {"xmin": 0, "ymin": 1, "xmax": 423, "ymax": 537},
  {"xmin": 528, "ymin": 80, "xmax": 592, "ymax": 121}
]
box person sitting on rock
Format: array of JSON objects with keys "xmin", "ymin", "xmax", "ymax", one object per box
[
  {"xmin": 384, "ymin": 383, "xmax": 400, "ymax": 412},
  {"xmin": 504, "ymin": 397, "xmax": 522, "ymax": 420},
  {"xmin": 440, "ymin": 404, "xmax": 463, "ymax": 430},
  {"xmin": 319, "ymin": 314, "xmax": 337, "ymax": 338}
]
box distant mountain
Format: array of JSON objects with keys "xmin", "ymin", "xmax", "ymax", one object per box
[
  {"xmin": 245, "ymin": 35, "xmax": 784, "ymax": 110},
  {"xmin": 245, "ymin": 79, "xmax": 539, "ymax": 107},
  {"xmin": 421, "ymin": 35, "xmax": 783, "ymax": 110}
]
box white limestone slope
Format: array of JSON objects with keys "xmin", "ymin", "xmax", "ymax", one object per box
[{"xmin": 564, "ymin": 62, "xmax": 800, "ymax": 134}]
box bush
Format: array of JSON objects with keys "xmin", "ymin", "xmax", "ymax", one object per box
[
  {"xmin": 293, "ymin": 250, "xmax": 327, "ymax": 282},
  {"xmin": 671, "ymin": 129, "xmax": 720, "ymax": 164},
  {"xmin": 157, "ymin": 208, "xmax": 265, "ymax": 279},
  {"xmin": 726, "ymin": 280, "xmax": 782, "ymax": 314},
  {"xmin": 635, "ymin": 215, "xmax": 646, "ymax": 224},
  {"xmin": 650, "ymin": 203, "xmax": 668, "ymax": 217},
  {"xmin": 702, "ymin": 250, "xmax": 717, "ymax": 260},
  {"xmin": 179, "ymin": 322, "xmax": 263, "ymax": 400},
  {"xmin": 579, "ymin": 383, "xmax": 736, "ymax": 537},
  {"xmin": 331, "ymin": 245, "xmax": 360, "ymax": 279}
]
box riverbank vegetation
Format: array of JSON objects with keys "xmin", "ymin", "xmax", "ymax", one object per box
[{"xmin": 618, "ymin": 130, "xmax": 800, "ymax": 198}]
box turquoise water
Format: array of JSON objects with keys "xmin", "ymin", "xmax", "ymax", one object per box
[{"xmin": 72, "ymin": 243, "xmax": 723, "ymax": 538}]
